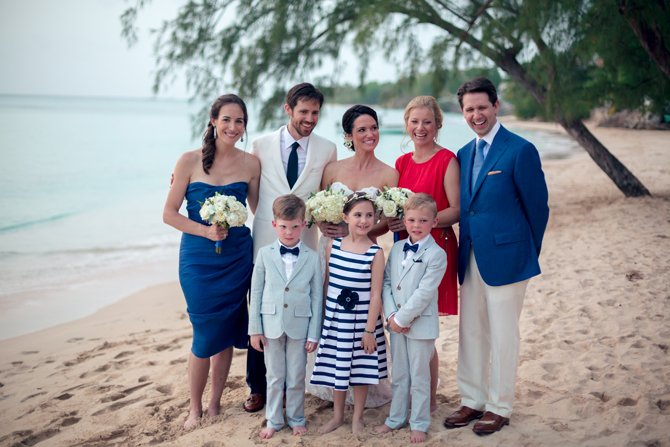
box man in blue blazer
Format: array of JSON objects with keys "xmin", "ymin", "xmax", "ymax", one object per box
[{"xmin": 444, "ymin": 78, "xmax": 549, "ymax": 435}]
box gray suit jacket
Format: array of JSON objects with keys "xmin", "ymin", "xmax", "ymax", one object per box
[
  {"xmin": 248, "ymin": 242, "xmax": 323, "ymax": 341},
  {"xmin": 382, "ymin": 235, "xmax": 447, "ymax": 340}
]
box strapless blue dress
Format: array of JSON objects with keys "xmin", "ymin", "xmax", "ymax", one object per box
[{"xmin": 179, "ymin": 181, "xmax": 252, "ymax": 358}]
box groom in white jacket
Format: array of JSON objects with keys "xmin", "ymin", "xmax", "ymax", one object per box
[{"xmin": 243, "ymin": 83, "xmax": 342, "ymax": 413}]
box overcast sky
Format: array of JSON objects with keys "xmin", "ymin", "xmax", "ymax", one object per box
[{"xmin": 0, "ymin": 0, "xmax": 404, "ymax": 99}]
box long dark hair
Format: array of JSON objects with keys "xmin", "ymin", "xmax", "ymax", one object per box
[
  {"xmin": 202, "ymin": 94, "xmax": 248, "ymax": 174},
  {"xmin": 341, "ymin": 105, "xmax": 378, "ymax": 151}
]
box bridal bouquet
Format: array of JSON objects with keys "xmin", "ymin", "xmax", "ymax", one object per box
[
  {"xmin": 199, "ymin": 192, "xmax": 248, "ymax": 253},
  {"xmin": 304, "ymin": 186, "xmax": 347, "ymax": 228},
  {"xmin": 375, "ymin": 186, "xmax": 414, "ymax": 218}
]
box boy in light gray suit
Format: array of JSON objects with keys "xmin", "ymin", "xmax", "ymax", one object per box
[
  {"xmin": 375, "ymin": 193, "xmax": 448, "ymax": 443},
  {"xmin": 248, "ymin": 194, "xmax": 323, "ymax": 439}
]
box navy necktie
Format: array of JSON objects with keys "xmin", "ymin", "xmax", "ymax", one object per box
[
  {"xmin": 471, "ymin": 138, "xmax": 487, "ymax": 191},
  {"xmin": 280, "ymin": 245, "xmax": 299, "ymax": 256},
  {"xmin": 403, "ymin": 242, "xmax": 419, "ymax": 253},
  {"xmin": 287, "ymin": 141, "xmax": 300, "ymax": 189}
]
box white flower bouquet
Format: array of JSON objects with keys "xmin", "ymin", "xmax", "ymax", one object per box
[
  {"xmin": 199, "ymin": 192, "xmax": 248, "ymax": 253},
  {"xmin": 304, "ymin": 185, "xmax": 347, "ymax": 228},
  {"xmin": 375, "ymin": 186, "xmax": 414, "ymax": 218}
]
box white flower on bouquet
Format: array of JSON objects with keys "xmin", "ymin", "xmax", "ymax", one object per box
[
  {"xmin": 381, "ymin": 200, "xmax": 397, "ymax": 217},
  {"xmin": 199, "ymin": 191, "xmax": 248, "ymax": 252},
  {"xmin": 305, "ymin": 186, "xmax": 347, "ymax": 228},
  {"xmin": 375, "ymin": 186, "xmax": 414, "ymax": 218}
]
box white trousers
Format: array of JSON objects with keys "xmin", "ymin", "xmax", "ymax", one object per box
[
  {"xmin": 458, "ymin": 248, "xmax": 529, "ymax": 418},
  {"xmin": 264, "ymin": 334, "xmax": 307, "ymax": 430},
  {"xmin": 384, "ymin": 334, "xmax": 435, "ymax": 433}
]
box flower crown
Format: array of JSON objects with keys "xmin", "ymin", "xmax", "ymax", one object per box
[{"xmin": 344, "ymin": 191, "xmax": 381, "ymax": 208}]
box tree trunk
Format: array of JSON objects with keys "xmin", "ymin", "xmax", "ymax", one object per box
[
  {"xmin": 556, "ymin": 117, "xmax": 651, "ymax": 197},
  {"xmin": 617, "ymin": 0, "xmax": 670, "ymax": 79}
]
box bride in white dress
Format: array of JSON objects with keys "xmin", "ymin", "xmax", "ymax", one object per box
[{"xmin": 308, "ymin": 105, "xmax": 399, "ymax": 407}]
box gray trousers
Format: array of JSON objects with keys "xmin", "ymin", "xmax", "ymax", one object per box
[
  {"xmin": 385, "ymin": 334, "xmax": 435, "ymax": 432},
  {"xmin": 264, "ymin": 334, "xmax": 307, "ymax": 430}
]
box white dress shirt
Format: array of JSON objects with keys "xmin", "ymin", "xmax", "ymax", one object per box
[
  {"xmin": 476, "ymin": 120, "xmax": 501, "ymax": 160},
  {"xmin": 280, "ymin": 126, "xmax": 309, "ymax": 179},
  {"xmin": 277, "ymin": 240, "xmax": 317, "ymax": 344}
]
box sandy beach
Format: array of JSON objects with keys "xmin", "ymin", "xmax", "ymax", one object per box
[{"xmin": 1, "ymin": 122, "xmax": 668, "ymax": 446}]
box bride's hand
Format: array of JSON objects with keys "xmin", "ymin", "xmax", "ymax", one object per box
[
  {"xmin": 319, "ymin": 222, "xmax": 348, "ymax": 239},
  {"xmin": 205, "ymin": 224, "xmax": 228, "ymax": 241},
  {"xmin": 387, "ymin": 216, "xmax": 405, "ymax": 233}
]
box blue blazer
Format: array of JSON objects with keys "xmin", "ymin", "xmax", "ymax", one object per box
[{"xmin": 457, "ymin": 125, "xmax": 549, "ymax": 287}]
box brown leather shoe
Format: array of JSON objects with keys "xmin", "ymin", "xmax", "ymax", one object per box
[
  {"xmin": 243, "ymin": 393, "xmax": 265, "ymax": 413},
  {"xmin": 472, "ymin": 411, "xmax": 510, "ymax": 435},
  {"xmin": 443, "ymin": 406, "xmax": 484, "ymax": 429}
]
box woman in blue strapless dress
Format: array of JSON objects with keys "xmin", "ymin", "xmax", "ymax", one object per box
[{"xmin": 164, "ymin": 94, "xmax": 261, "ymax": 430}]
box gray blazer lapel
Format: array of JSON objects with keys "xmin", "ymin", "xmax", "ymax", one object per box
[
  {"xmin": 270, "ymin": 245, "xmax": 288, "ymax": 283},
  {"xmin": 286, "ymin": 247, "xmax": 309, "ymax": 285},
  {"xmin": 399, "ymin": 236, "xmax": 435, "ymax": 283}
]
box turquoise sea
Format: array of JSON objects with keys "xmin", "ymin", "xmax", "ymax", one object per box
[{"xmin": 0, "ymin": 95, "xmax": 581, "ymax": 339}]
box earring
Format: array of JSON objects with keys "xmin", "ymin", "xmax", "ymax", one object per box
[
  {"xmin": 241, "ymin": 136, "xmax": 244, "ymax": 142},
  {"xmin": 213, "ymin": 127, "xmax": 217, "ymax": 139}
]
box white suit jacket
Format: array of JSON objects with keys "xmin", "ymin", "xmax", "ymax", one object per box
[
  {"xmin": 248, "ymin": 243, "xmax": 323, "ymax": 341},
  {"xmin": 250, "ymin": 128, "xmax": 337, "ymax": 261},
  {"xmin": 382, "ymin": 235, "xmax": 447, "ymax": 340}
]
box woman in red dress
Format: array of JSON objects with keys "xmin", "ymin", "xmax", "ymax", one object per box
[{"xmin": 387, "ymin": 96, "xmax": 460, "ymax": 412}]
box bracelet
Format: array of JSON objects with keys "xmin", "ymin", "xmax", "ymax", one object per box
[{"xmin": 364, "ymin": 330, "xmax": 375, "ymax": 335}]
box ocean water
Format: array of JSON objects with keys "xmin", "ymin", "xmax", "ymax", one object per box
[{"xmin": 0, "ymin": 96, "xmax": 581, "ymax": 339}]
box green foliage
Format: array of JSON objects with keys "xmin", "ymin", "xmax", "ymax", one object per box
[{"xmin": 121, "ymin": 0, "xmax": 669, "ymax": 129}]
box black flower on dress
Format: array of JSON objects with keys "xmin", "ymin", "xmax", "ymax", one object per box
[{"xmin": 337, "ymin": 288, "xmax": 359, "ymax": 311}]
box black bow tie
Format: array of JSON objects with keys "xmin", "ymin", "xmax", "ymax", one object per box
[
  {"xmin": 403, "ymin": 242, "xmax": 419, "ymax": 253},
  {"xmin": 280, "ymin": 245, "xmax": 300, "ymax": 256}
]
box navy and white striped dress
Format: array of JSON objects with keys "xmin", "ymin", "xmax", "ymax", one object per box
[{"xmin": 310, "ymin": 238, "xmax": 388, "ymax": 390}]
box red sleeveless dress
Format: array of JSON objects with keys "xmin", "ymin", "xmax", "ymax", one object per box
[{"xmin": 396, "ymin": 149, "xmax": 458, "ymax": 316}]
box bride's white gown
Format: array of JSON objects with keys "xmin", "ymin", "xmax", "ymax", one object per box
[{"xmin": 306, "ymin": 182, "xmax": 393, "ymax": 407}]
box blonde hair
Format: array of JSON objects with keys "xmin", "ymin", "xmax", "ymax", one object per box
[
  {"xmin": 272, "ymin": 194, "xmax": 306, "ymax": 221},
  {"xmin": 403, "ymin": 96, "xmax": 444, "ymax": 143},
  {"xmin": 404, "ymin": 193, "xmax": 438, "ymax": 218}
]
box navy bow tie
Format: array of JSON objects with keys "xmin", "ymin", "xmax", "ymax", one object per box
[
  {"xmin": 403, "ymin": 242, "xmax": 419, "ymax": 253},
  {"xmin": 280, "ymin": 245, "xmax": 299, "ymax": 256}
]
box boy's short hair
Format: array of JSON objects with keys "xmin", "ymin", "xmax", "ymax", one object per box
[
  {"xmin": 272, "ymin": 194, "xmax": 306, "ymax": 221},
  {"xmin": 404, "ymin": 193, "xmax": 438, "ymax": 219}
]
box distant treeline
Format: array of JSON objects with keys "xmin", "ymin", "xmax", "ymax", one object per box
[{"xmin": 323, "ymin": 67, "xmax": 503, "ymax": 112}]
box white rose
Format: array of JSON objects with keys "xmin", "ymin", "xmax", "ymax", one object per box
[
  {"xmin": 227, "ymin": 213, "xmax": 239, "ymax": 227},
  {"xmin": 199, "ymin": 206, "xmax": 211, "ymax": 221},
  {"xmin": 383, "ymin": 201, "xmax": 397, "ymax": 217},
  {"xmin": 214, "ymin": 210, "xmax": 227, "ymax": 223}
]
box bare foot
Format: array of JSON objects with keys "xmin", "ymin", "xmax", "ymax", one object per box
[
  {"xmin": 318, "ymin": 417, "xmax": 343, "ymax": 434},
  {"xmin": 182, "ymin": 409, "xmax": 201, "ymax": 430},
  {"xmin": 410, "ymin": 430, "xmax": 427, "ymax": 443},
  {"xmin": 293, "ymin": 425, "xmax": 307, "ymax": 435},
  {"xmin": 352, "ymin": 419, "xmax": 365, "ymax": 435},
  {"xmin": 374, "ymin": 424, "xmax": 393, "ymax": 434},
  {"xmin": 208, "ymin": 402, "xmax": 220, "ymax": 417},
  {"xmin": 259, "ymin": 427, "xmax": 277, "ymax": 439},
  {"xmin": 430, "ymin": 402, "xmax": 438, "ymax": 413}
]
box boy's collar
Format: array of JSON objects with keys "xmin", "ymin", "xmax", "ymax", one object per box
[{"xmin": 406, "ymin": 234, "xmax": 430, "ymax": 249}]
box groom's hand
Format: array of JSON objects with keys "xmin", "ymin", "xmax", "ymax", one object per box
[{"xmin": 319, "ymin": 222, "xmax": 348, "ymax": 239}]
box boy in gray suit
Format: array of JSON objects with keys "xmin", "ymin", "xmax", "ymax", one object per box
[
  {"xmin": 248, "ymin": 194, "xmax": 323, "ymax": 438},
  {"xmin": 375, "ymin": 193, "xmax": 448, "ymax": 443}
]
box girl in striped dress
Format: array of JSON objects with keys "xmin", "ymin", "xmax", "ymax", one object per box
[{"xmin": 310, "ymin": 193, "xmax": 387, "ymax": 435}]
